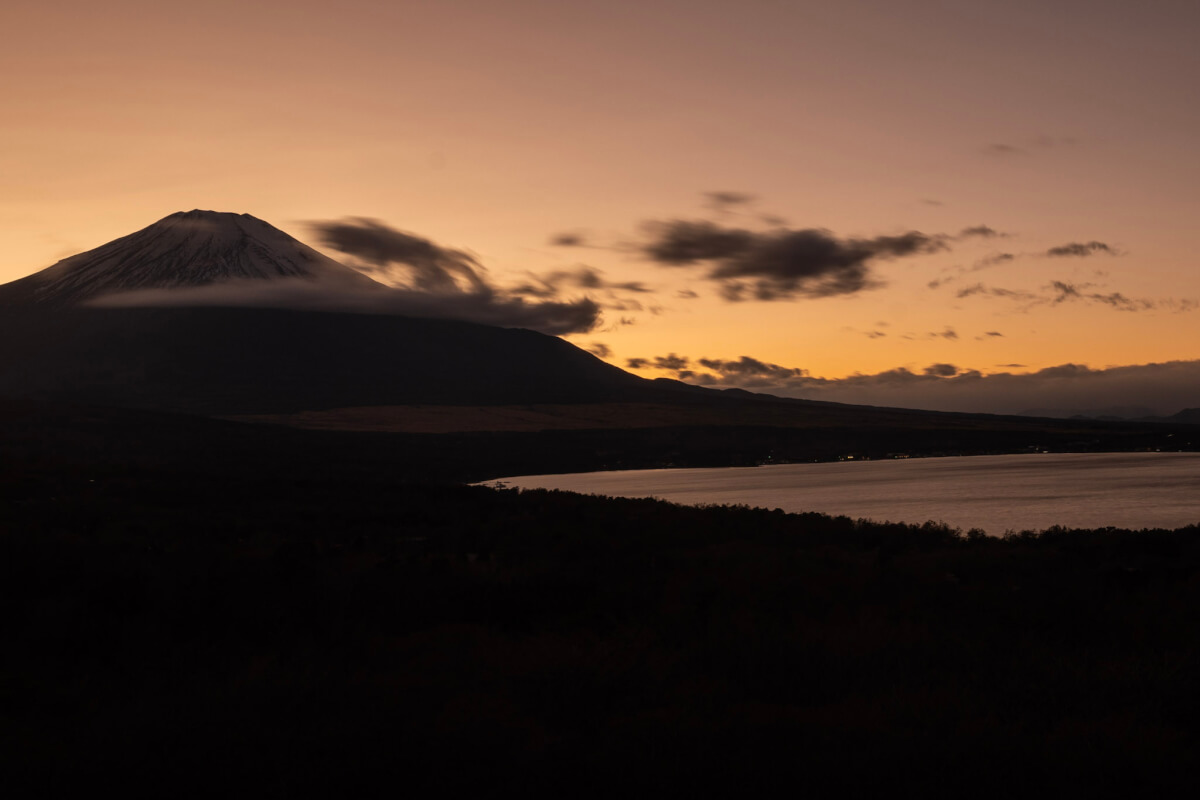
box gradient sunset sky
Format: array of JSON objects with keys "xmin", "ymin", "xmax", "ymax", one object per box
[{"xmin": 4, "ymin": 0, "xmax": 1198, "ymax": 413}]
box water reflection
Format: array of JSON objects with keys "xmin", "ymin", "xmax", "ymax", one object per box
[{"xmin": 490, "ymin": 452, "xmax": 1200, "ymax": 534}]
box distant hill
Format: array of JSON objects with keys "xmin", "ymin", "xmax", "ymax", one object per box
[
  {"xmin": 1018, "ymin": 405, "xmax": 1159, "ymax": 420},
  {"xmin": 1016, "ymin": 405, "xmax": 1200, "ymax": 426},
  {"xmin": 1165, "ymin": 408, "xmax": 1200, "ymax": 425}
]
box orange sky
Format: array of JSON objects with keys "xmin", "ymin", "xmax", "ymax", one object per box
[{"xmin": 3, "ymin": 0, "xmax": 1198, "ymax": 411}]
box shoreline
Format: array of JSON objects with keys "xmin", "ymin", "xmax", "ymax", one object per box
[{"xmin": 482, "ymin": 451, "xmax": 1200, "ymax": 536}]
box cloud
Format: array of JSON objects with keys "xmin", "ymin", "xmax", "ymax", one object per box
[
  {"xmin": 626, "ymin": 353, "xmax": 692, "ymax": 371},
  {"xmin": 928, "ymin": 251, "xmax": 1017, "ymax": 289},
  {"xmin": 983, "ymin": 137, "xmax": 1077, "ymax": 158},
  {"xmin": 642, "ymin": 220, "xmax": 757, "ymax": 265},
  {"xmin": 696, "ymin": 356, "xmax": 806, "ymax": 380},
  {"xmin": 309, "ymin": 218, "xmax": 489, "ymax": 293},
  {"xmin": 510, "ymin": 265, "xmax": 651, "ymax": 299},
  {"xmin": 89, "ymin": 217, "xmax": 606, "ymax": 335},
  {"xmin": 976, "ymin": 252, "xmax": 1015, "ymax": 267},
  {"xmin": 1045, "ymin": 241, "xmax": 1118, "ymax": 257},
  {"xmin": 550, "ymin": 232, "xmax": 587, "ymax": 247},
  {"xmin": 563, "ymin": 195, "xmax": 1002, "ymax": 301},
  {"xmin": 956, "ymin": 280, "xmax": 1171, "ymax": 312},
  {"xmin": 641, "ymin": 220, "xmax": 947, "ymax": 301},
  {"xmin": 585, "ymin": 342, "xmax": 611, "ymax": 358},
  {"xmin": 958, "ymin": 278, "xmax": 1189, "ymax": 313},
  {"xmin": 89, "ymin": 279, "xmax": 603, "ymax": 336},
  {"xmin": 654, "ymin": 353, "xmax": 690, "ymax": 371},
  {"xmin": 959, "ymin": 225, "xmax": 1008, "ymax": 238},
  {"xmin": 956, "ymin": 283, "xmax": 1038, "ymax": 302},
  {"xmin": 628, "ymin": 351, "xmax": 1200, "ymax": 416},
  {"xmin": 1050, "ymin": 281, "xmax": 1157, "ymax": 311},
  {"xmin": 703, "ymin": 191, "xmax": 757, "ymax": 214}
]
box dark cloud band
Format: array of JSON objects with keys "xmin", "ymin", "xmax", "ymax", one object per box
[
  {"xmin": 640, "ymin": 219, "xmax": 947, "ymax": 301},
  {"xmin": 1045, "ymin": 241, "xmax": 1117, "ymax": 258},
  {"xmin": 625, "ymin": 351, "xmax": 1200, "ymax": 416}
]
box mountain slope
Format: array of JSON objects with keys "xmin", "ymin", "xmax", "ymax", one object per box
[
  {"xmin": 0, "ymin": 210, "xmax": 382, "ymax": 307},
  {"xmin": 0, "ymin": 306, "xmax": 691, "ymax": 414}
]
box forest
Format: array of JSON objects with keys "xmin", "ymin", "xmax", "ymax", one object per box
[{"xmin": 3, "ymin": 399, "xmax": 1199, "ymax": 793}]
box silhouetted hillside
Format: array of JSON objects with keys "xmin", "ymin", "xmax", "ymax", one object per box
[
  {"xmin": 0, "ymin": 307, "xmax": 681, "ymax": 414},
  {"xmin": 1166, "ymin": 407, "xmax": 1200, "ymax": 424},
  {"xmin": 1, "ymin": 397, "xmax": 1195, "ymax": 486},
  {"xmin": 5, "ymin": 423, "xmax": 1200, "ymax": 795}
]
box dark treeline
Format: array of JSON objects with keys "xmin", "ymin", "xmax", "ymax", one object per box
[
  {"xmin": 4, "ymin": 399, "xmax": 1200, "ymax": 794},
  {"xmin": 1, "ymin": 397, "xmax": 1195, "ymax": 485}
]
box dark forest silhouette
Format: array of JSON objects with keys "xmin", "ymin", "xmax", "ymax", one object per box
[{"xmin": 4, "ymin": 398, "xmax": 1200, "ymax": 795}]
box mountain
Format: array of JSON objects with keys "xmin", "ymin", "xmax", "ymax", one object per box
[
  {"xmin": 1162, "ymin": 408, "xmax": 1200, "ymax": 425},
  {"xmin": 1017, "ymin": 405, "xmax": 1160, "ymax": 421},
  {"xmin": 0, "ymin": 210, "xmax": 711, "ymax": 414},
  {"xmin": 4, "ymin": 210, "xmax": 1185, "ymax": 437},
  {"xmin": 0, "ymin": 305, "xmax": 680, "ymax": 414},
  {"xmin": 0, "ymin": 210, "xmax": 383, "ymax": 307}
]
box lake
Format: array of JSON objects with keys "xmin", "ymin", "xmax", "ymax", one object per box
[{"xmin": 485, "ymin": 452, "xmax": 1200, "ymax": 534}]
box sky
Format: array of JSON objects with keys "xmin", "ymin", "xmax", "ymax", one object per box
[{"xmin": 3, "ymin": 0, "xmax": 1199, "ymax": 415}]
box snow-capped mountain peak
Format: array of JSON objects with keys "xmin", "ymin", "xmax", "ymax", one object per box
[{"xmin": 0, "ymin": 210, "xmax": 384, "ymax": 307}]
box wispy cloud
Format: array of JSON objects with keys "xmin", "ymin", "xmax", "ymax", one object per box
[
  {"xmin": 310, "ymin": 218, "xmax": 489, "ymax": 294},
  {"xmin": 509, "ymin": 265, "xmax": 652, "ymax": 298},
  {"xmin": 702, "ymin": 190, "xmax": 757, "ymax": 214},
  {"xmin": 982, "ymin": 136, "xmax": 1079, "ymax": 158},
  {"xmin": 954, "ymin": 279, "xmax": 1194, "ymax": 313},
  {"xmin": 549, "ymin": 232, "xmax": 588, "ymax": 247},
  {"xmin": 553, "ymin": 194, "xmax": 1015, "ymax": 303},
  {"xmin": 296, "ymin": 217, "xmax": 605, "ymax": 334},
  {"xmin": 90, "ymin": 279, "xmax": 604, "ymax": 336},
  {"xmin": 1045, "ymin": 241, "xmax": 1119, "ymax": 258},
  {"xmin": 958, "ymin": 225, "xmax": 1009, "ymax": 239}
]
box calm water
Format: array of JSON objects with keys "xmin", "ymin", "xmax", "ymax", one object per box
[{"xmin": 487, "ymin": 452, "xmax": 1200, "ymax": 534}]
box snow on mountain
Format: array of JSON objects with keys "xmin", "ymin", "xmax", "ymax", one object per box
[{"xmin": 0, "ymin": 210, "xmax": 385, "ymax": 307}]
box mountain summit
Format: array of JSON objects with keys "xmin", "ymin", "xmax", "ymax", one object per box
[{"xmin": 0, "ymin": 210, "xmax": 383, "ymax": 307}]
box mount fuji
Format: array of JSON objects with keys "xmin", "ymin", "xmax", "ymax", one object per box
[
  {"xmin": 0, "ymin": 210, "xmax": 385, "ymax": 307},
  {"xmin": 0, "ymin": 210, "xmax": 692, "ymax": 414}
]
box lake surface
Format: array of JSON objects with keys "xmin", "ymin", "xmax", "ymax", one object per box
[{"xmin": 487, "ymin": 452, "xmax": 1200, "ymax": 534}]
